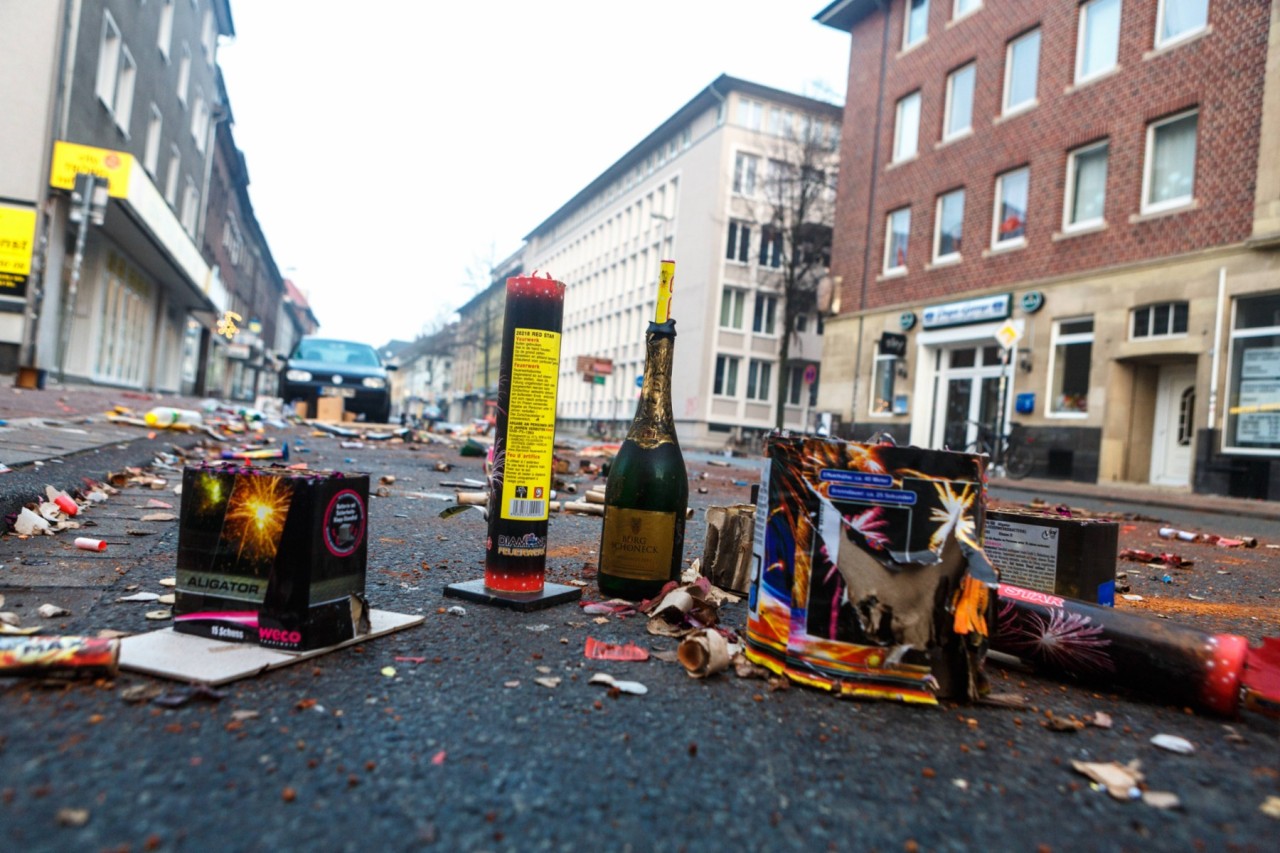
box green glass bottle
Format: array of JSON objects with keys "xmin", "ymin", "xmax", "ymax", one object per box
[{"xmin": 597, "ymin": 260, "xmax": 688, "ymax": 600}]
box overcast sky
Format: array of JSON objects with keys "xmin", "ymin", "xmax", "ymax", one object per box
[{"xmin": 217, "ymin": 1, "xmax": 850, "ymax": 346}]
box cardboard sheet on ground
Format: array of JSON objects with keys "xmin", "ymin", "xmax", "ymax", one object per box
[{"xmin": 118, "ymin": 609, "xmax": 422, "ymax": 685}]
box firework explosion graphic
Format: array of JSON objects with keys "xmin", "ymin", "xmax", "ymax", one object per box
[
  {"xmin": 196, "ymin": 473, "xmax": 227, "ymax": 513},
  {"xmin": 842, "ymin": 507, "xmax": 891, "ymax": 551},
  {"xmin": 997, "ymin": 598, "xmax": 1115, "ymax": 674},
  {"xmin": 223, "ymin": 475, "xmax": 293, "ymax": 563},
  {"xmin": 488, "ymin": 437, "xmax": 506, "ymax": 492},
  {"xmin": 927, "ymin": 480, "xmax": 977, "ymax": 552}
]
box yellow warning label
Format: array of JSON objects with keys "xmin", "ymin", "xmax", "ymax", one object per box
[{"xmin": 499, "ymin": 328, "xmax": 562, "ymax": 521}]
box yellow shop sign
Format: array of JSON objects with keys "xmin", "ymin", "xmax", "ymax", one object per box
[{"xmin": 49, "ymin": 141, "xmax": 133, "ymax": 198}]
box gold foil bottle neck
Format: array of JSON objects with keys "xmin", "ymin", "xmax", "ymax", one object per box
[{"xmin": 628, "ymin": 331, "xmax": 676, "ymax": 449}]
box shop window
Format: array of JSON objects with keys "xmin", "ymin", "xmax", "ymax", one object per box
[
  {"xmin": 1049, "ymin": 317, "xmax": 1094, "ymax": 415},
  {"xmin": 1132, "ymin": 302, "xmax": 1188, "ymax": 339},
  {"xmin": 1225, "ymin": 293, "xmax": 1280, "ymax": 451},
  {"xmin": 871, "ymin": 355, "xmax": 898, "ymax": 415}
]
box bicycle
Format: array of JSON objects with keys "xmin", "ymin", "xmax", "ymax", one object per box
[{"xmin": 963, "ymin": 419, "xmax": 1034, "ymax": 480}]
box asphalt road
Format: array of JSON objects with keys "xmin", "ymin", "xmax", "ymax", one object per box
[{"xmin": 0, "ymin": 425, "xmax": 1277, "ymax": 852}]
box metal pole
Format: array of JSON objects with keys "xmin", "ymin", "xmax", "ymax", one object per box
[{"xmin": 58, "ymin": 175, "xmax": 96, "ymax": 384}]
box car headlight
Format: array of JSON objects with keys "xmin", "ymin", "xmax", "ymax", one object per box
[
  {"xmin": 286, "ymin": 369, "xmax": 312, "ymax": 382},
  {"xmin": 362, "ymin": 377, "xmax": 387, "ymax": 389}
]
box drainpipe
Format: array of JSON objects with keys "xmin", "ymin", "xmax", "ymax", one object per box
[
  {"xmin": 850, "ymin": 1, "xmax": 891, "ymax": 426},
  {"xmin": 1207, "ymin": 266, "xmax": 1226, "ymax": 431}
]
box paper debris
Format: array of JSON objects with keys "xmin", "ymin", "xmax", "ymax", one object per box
[
  {"xmin": 1142, "ymin": 791, "xmax": 1182, "ymax": 810},
  {"xmin": 1261, "ymin": 796, "xmax": 1280, "ymax": 819},
  {"xmin": 1071, "ymin": 760, "xmax": 1143, "ymax": 801},
  {"xmin": 677, "ymin": 629, "xmax": 732, "ymax": 678},
  {"xmin": 144, "ymin": 609, "xmax": 171, "ymax": 620},
  {"xmin": 158, "ymin": 577, "xmax": 176, "ymax": 587},
  {"xmin": 533, "ymin": 676, "xmax": 561, "ymax": 689},
  {"xmin": 14, "ymin": 507, "xmax": 51, "ymax": 536},
  {"xmin": 588, "ymin": 672, "xmax": 648, "ymax": 695},
  {"xmin": 37, "ymin": 603, "xmax": 70, "ymax": 618},
  {"xmin": 1088, "ymin": 711, "xmax": 1114, "ymax": 729},
  {"xmin": 1150, "ymin": 734, "xmax": 1195, "ymax": 755},
  {"xmin": 446, "ymin": 606, "xmax": 466, "ymax": 616},
  {"xmin": 55, "ymin": 808, "xmax": 90, "ymax": 827},
  {"xmin": 140, "ymin": 513, "xmax": 177, "ymax": 522},
  {"xmin": 584, "ymin": 637, "xmax": 649, "ymax": 661},
  {"xmin": 116, "ymin": 592, "xmax": 160, "ymax": 603}
]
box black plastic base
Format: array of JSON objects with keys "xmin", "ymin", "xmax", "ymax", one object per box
[{"xmin": 443, "ymin": 578, "xmax": 583, "ymax": 611}]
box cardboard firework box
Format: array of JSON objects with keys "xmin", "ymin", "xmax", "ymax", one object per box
[
  {"xmin": 174, "ymin": 464, "xmax": 370, "ymax": 651},
  {"xmin": 746, "ymin": 433, "xmax": 997, "ymax": 705}
]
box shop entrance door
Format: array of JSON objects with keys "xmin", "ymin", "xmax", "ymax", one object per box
[
  {"xmin": 932, "ymin": 345, "xmax": 1005, "ymax": 451},
  {"xmin": 1149, "ymin": 363, "xmax": 1196, "ymax": 486}
]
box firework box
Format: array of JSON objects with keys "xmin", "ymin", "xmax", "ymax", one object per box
[
  {"xmin": 983, "ymin": 509, "xmax": 1117, "ymax": 605},
  {"xmin": 746, "ymin": 433, "xmax": 996, "ymax": 705},
  {"xmin": 174, "ymin": 464, "xmax": 370, "ymax": 651}
]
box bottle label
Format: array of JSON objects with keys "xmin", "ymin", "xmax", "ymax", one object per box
[
  {"xmin": 600, "ymin": 507, "xmax": 677, "ymax": 580},
  {"xmin": 498, "ymin": 328, "xmax": 561, "ymax": 521}
]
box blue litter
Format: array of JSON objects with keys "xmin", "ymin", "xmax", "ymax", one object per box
[{"xmin": 1161, "ymin": 574, "xmax": 1173, "ymax": 584}]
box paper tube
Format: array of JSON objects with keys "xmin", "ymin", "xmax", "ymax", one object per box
[
  {"xmin": 54, "ymin": 494, "xmax": 79, "ymax": 516},
  {"xmin": 74, "ymin": 537, "xmax": 107, "ymax": 552},
  {"xmin": 677, "ymin": 629, "xmax": 731, "ymax": 678}
]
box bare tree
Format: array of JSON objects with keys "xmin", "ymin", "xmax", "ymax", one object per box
[{"xmin": 753, "ymin": 121, "xmax": 840, "ymax": 430}]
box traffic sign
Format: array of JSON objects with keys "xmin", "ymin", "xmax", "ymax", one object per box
[
  {"xmin": 635, "ymin": 375, "xmax": 643, "ymax": 388},
  {"xmin": 994, "ymin": 319, "xmax": 1024, "ymax": 350},
  {"xmin": 803, "ymin": 364, "xmax": 818, "ymax": 385}
]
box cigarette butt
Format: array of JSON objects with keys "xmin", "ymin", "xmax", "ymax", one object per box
[
  {"xmin": 54, "ymin": 494, "xmax": 79, "ymax": 516},
  {"xmin": 74, "ymin": 537, "xmax": 106, "ymax": 552}
]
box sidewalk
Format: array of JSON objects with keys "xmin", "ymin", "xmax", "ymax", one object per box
[{"xmin": 991, "ymin": 473, "xmax": 1280, "ymax": 521}]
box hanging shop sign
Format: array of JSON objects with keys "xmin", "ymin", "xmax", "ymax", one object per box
[
  {"xmin": 49, "ymin": 141, "xmax": 133, "ymax": 198},
  {"xmin": 878, "ymin": 332, "xmax": 908, "ymax": 358},
  {"xmin": 899, "ymin": 311, "xmax": 917, "ymax": 331},
  {"xmin": 921, "ymin": 293, "xmax": 1011, "ymax": 330},
  {"xmin": 1020, "ymin": 291, "xmax": 1045, "ymax": 313},
  {"xmin": 0, "ymin": 204, "xmax": 36, "ymax": 299}
]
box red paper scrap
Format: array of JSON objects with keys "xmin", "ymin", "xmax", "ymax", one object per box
[
  {"xmin": 584, "ymin": 637, "xmax": 650, "ymax": 662},
  {"xmin": 394, "ymin": 656, "xmax": 427, "ymax": 664}
]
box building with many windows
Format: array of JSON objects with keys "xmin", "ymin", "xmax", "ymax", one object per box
[
  {"xmin": 0, "ymin": 0, "xmax": 235, "ymax": 389},
  {"xmin": 522, "ymin": 75, "xmax": 841, "ymax": 448},
  {"xmin": 816, "ymin": 0, "xmax": 1280, "ymax": 497}
]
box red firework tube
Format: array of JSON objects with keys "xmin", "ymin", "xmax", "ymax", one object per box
[
  {"xmin": 993, "ymin": 583, "xmax": 1251, "ymax": 716},
  {"xmin": 54, "ymin": 494, "xmax": 79, "ymax": 516},
  {"xmin": 0, "ymin": 636, "xmax": 120, "ymax": 676}
]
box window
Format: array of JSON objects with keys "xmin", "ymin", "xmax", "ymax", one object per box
[
  {"xmin": 714, "ymin": 355, "xmax": 740, "ymax": 396},
  {"xmin": 201, "ymin": 9, "xmax": 217, "ymax": 62},
  {"xmin": 892, "ymin": 91, "xmax": 921, "ymax": 162},
  {"xmin": 144, "ymin": 105, "xmax": 162, "ymax": 175},
  {"xmin": 871, "ymin": 356, "xmax": 898, "ymax": 414},
  {"xmin": 733, "ymin": 152, "xmax": 759, "ymax": 195},
  {"xmin": 165, "ymin": 145, "xmax": 180, "ymax": 205},
  {"xmin": 191, "ymin": 92, "xmax": 209, "ymax": 151},
  {"xmin": 934, "ymin": 189, "xmax": 965, "ymax": 260},
  {"xmin": 95, "ymin": 13, "xmax": 123, "ymax": 107},
  {"xmin": 759, "ymin": 225, "xmax": 783, "ymax": 268},
  {"xmin": 158, "ymin": 0, "xmax": 174, "ymax": 59},
  {"xmin": 725, "ymin": 220, "xmax": 751, "ymax": 263},
  {"xmin": 904, "ymin": 0, "xmax": 929, "ymax": 49},
  {"xmin": 720, "ymin": 287, "xmax": 746, "ymax": 329},
  {"xmin": 112, "ymin": 46, "xmax": 136, "ymax": 132},
  {"xmin": 1157, "ymin": 0, "xmax": 1209, "ymax": 48},
  {"xmin": 1003, "ymin": 29, "xmax": 1040, "ymax": 114},
  {"xmin": 1076, "ymin": 0, "xmax": 1122, "ymax": 84},
  {"xmin": 177, "ymin": 45, "xmax": 191, "ymax": 105},
  {"xmin": 953, "ymin": 0, "xmax": 982, "ymax": 19},
  {"xmin": 884, "ymin": 207, "xmax": 911, "ymax": 272},
  {"xmin": 992, "ymin": 167, "xmax": 1029, "ymax": 246},
  {"xmin": 737, "ymin": 98, "xmax": 763, "ymax": 131},
  {"xmin": 1143, "ymin": 110, "xmax": 1198, "ymax": 212},
  {"xmin": 180, "ymin": 177, "xmax": 199, "ymax": 235},
  {"xmin": 1132, "ymin": 302, "xmax": 1189, "ymax": 338},
  {"xmin": 1226, "ymin": 293, "xmax": 1280, "ymax": 451},
  {"xmin": 943, "ymin": 63, "xmax": 976, "ymax": 140},
  {"xmin": 1049, "ymin": 318, "xmax": 1094, "ymax": 414},
  {"xmin": 786, "ymin": 365, "xmax": 819, "ymax": 407},
  {"xmin": 753, "ymin": 294, "xmax": 777, "ymax": 335},
  {"xmin": 1065, "ymin": 141, "xmax": 1109, "ymax": 229},
  {"xmin": 795, "ymin": 314, "xmax": 808, "ymax": 333},
  {"xmin": 746, "ymin": 360, "xmax": 773, "ymax": 401}
]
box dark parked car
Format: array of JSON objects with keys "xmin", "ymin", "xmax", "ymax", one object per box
[{"xmin": 281, "ymin": 337, "xmax": 396, "ymax": 423}]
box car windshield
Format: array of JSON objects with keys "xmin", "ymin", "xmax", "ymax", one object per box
[{"xmin": 295, "ymin": 340, "xmax": 380, "ymax": 367}]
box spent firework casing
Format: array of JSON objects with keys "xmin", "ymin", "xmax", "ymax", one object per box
[{"xmin": 0, "ymin": 635, "xmax": 120, "ymax": 676}]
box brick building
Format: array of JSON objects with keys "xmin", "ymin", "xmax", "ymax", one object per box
[{"xmin": 816, "ymin": 0, "xmax": 1280, "ymax": 497}]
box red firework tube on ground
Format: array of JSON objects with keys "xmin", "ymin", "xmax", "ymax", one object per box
[
  {"xmin": 992, "ymin": 583, "xmax": 1276, "ymax": 717},
  {"xmin": 0, "ymin": 636, "xmax": 120, "ymax": 676}
]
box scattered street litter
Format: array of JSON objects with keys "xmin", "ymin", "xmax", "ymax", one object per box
[
  {"xmin": 580, "ymin": 600, "xmax": 638, "ymax": 617},
  {"xmin": 1141, "ymin": 791, "xmax": 1182, "ymax": 810},
  {"xmin": 589, "ymin": 672, "xmax": 648, "ymax": 695},
  {"xmin": 37, "ymin": 604, "xmax": 69, "ymax": 618},
  {"xmin": 534, "ymin": 676, "xmax": 561, "ymax": 689},
  {"xmin": 140, "ymin": 512, "xmax": 176, "ymax": 522},
  {"xmin": 116, "ymin": 592, "xmax": 160, "ymax": 602},
  {"xmin": 643, "ymin": 577, "xmax": 727, "ymax": 638},
  {"xmin": 583, "ymin": 637, "xmax": 649, "ymax": 661},
  {"xmin": 381, "ymin": 666, "xmax": 396, "ymax": 677},
  {"xmin": 446, "ymin": 606, "xmax": 466, "ymax": 616},
  {"xmin": 1118, "ymin": 548, "xmax": 1193, "ymax": 568},
  {"xmin": 677, "ymin": 628, "xmax": 734, "ymax": 678},
  {"xmin": 119, "ymin": 683, "xmax": 164, "ymax": 703},
  {"xmin": 994, "ymin": 583, "xmax": 1280, "ymax": 718},
  {"xmin": 1122, "ymin": 594, "xmax": 1144, "ymax": 601},
  {"xmin": 151, "ymin": 682, "xmax": 227, "ymax": 708},
  {"xmin": 1158, "ymin": 527, "xmax": 1257, "ymax": 548},
  {"xmin": 74, "ymin": 537, "xmax": 106, "ymax": 551},
  {"xmin": 145, "ymin": 609, "xmax": 171, "ymax": 620},
  {"xmin": 1150, "ymin": 734, "xmax": 1195, "ymax": 754},
  {"xmin": 700, "ymin": 504, "xmax": 756, "ymax": 594},
  {"xmin": 14, "ymin": 507, "xmax": 51, "ymax": 535},
  {"xmin": 1087, "ymin": 711, "xmax": 1113, "ymax": 729},
  {"xmin": 55, "ymin": 808, "xmax": 91, "ymax": 828},
  {"xmin": 52, "ymin": 491, "xmax": 79, "ymax": 516},
  {"xmin": 1262, "ymin": 796, "xmax": 1280, "ymax": 819},
  {"xmin": 1070, "ymin": 760, "xmax": 1143, "ymax": 801},
  {"xmin": 0, "ymin": 636, "xmax": 120, "ymax": 676}
]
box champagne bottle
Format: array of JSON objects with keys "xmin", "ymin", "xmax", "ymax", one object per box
[{"xmin": 598, "ymin": 260, "xmax": 688, "ymax": 600}]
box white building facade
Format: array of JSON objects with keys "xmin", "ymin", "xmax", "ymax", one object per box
[{"xmin": 522, "ymin": 76, "xmax": 842, "ymax": 449}]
